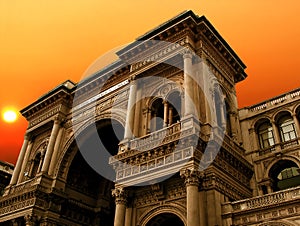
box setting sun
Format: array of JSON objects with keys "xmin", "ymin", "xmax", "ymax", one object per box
[{"xmin": 2, "ymin": 109, "xmax": 18, "ymax": 123}]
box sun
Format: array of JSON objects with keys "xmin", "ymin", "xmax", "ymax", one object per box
[{"xmin": 2, "ymin": 108, "xmax": 18, "ymax": 123}]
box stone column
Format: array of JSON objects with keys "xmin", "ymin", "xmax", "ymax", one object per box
[
  {"xmin": 292, "ymin": 114, "xmax": 300, "ymax": 137},
  {"xmin": 112, "ymin": 187, "xmax": 128, "ymax": 226},
  {"xmin": 169, "ymin": 106, "xmax": 173, "ymax": 125},
  {"xmin": 180, "ymin": 169, "xmax": 202, "ymax": 226},
  {"xmin": 183, "ymin": 51, "xmax": 194, "ymax": 117},
  {"xmin": 163, "ymin": 100, "xmax": 169, "ymax": 127},
  {"xmin": 48, "ymin": 125, "xmax": 65, "ymax": 176},
  {"xmin": 248, "ymin": 128, "xmax": 259, "ymax": 151},
  {"xmin": 10, "ymin": 133, "xmax": 31, "ymax": 185},
  {"xmin": 41, "ymin": 119, "xmax": 61, "ymax": 174},
  {"xmin": 220, "ymin": 101, "xmax": 226, "ymax": 130},
  {"xmin": 124, "ymin": 78, "xmax": 137, "ymax": 140},
  {"xmin": 17, "ymin": 140, "xmax": 33, "ymax": 183},
  {"xmin": 229, "ymin": 112, "xmax": 238, "ymax": 140},
  {"xmin": 24, "ymin": 214, "xmax": 36, "ymax": 226},
  {"xmin": 271, "ymin": 120, "xmax": 281, "ymax": 148}
]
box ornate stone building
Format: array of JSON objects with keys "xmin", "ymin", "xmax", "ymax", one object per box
[
  {"xmin": 0, "ymin": 161, "xmax": 14, "ymax": 196},
  {"xmin": 0, "ymin": 10, "xmax": 299, "ymax": 226}
]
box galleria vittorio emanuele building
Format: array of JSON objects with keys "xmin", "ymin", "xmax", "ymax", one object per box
[{"xmin": 0, "ymin": 10, "xmax": 299, "ymax": 226}]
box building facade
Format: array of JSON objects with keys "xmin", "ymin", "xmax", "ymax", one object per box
[
  {"xmin": 0, "ymin": 10, "xmax": 299, "ymax": 226},
  {"xmin": 0, "ymin": 161, "xmax": 14, "ymax": 196}
]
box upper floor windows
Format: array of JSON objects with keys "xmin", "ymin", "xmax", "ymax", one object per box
[
  {"xmin": 257, "ymin": 121, "xmax": 275, "ymax": 149},
  {"xmin": 150, "ymin": 91, "xmax": 181, "ymax": 132},
  {"xmin": 278, "ymin": 114, "xmax": 297, "ymax": 142},
  {"xmin": 255, "ymin": 111, "xmax": 299, "ymax": 151}
]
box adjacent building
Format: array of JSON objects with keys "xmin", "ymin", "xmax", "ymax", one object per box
[
  {"xmin": 0, "ymin": 161, "xmax": 14, "ymax": 196},
  {"xmin": 0, "ymin": 10, "xmax": 299, "ymax": 226}
]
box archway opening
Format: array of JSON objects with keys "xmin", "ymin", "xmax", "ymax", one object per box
[
  {"xmin": 269, "ymin": 160, "xmax": 300, "ymax": 191},
  {"xmin": 61, "ymin": 119, "xmax": 124, "ymax": 225},
  {"xmin": 146, "ymin": 213, "xmax": 184, "ymax": 226}
]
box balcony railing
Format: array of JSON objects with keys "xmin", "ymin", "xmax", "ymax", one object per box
[
  {"xmin": 258, "ymin": 138, "xmax": 299, "ymax": 156},
  {"xmin": 130, "ymin": 122, "xmax": 182, "ymax": 152},
  {"xmin": 232, "ymin": 186, "xmax": 300, "ymax": 211}
]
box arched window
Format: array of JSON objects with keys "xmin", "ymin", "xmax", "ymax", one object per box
[
  {"xmin": 150, "ymin": 92, "xmax": 182, "ymax": 132},
  {"xmin": 269, "ymin": 160, "xmax": 300, "ymax": 191},
  {"xmin": 257, "ymin": 121, "xmax": 275, "ymax": 149},
  {"xmin": 30, "ymin": 152, "xmax": 42, "ymax": 177},
  {"xmin": 150, "ymin": 98, "xmax": 164, "ymax": 132},
  {"xmin": 278, "ymin": 114, "xmax": 297, "ymax": 142}
]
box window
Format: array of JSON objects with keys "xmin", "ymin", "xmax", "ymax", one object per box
[
  {"xmin": 30, "ymin": 152, "xmax": 42, "ymax": 177},
  {"xmin": 257, "ymin": 122, "xmax": 275, "ymax": 149},
  {"xmin": 278, "ymin": 115, "xmax": 297, "ymax": 142},
  {"xmin": 150, "ymin": 98, "xmax": 164, "ymax": 132},
  {"xmin": 150, "ymin": 92, "xmax": 181, "ymax": 132}
]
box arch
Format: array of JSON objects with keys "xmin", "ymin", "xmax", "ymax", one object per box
[
  {"xmin": 274, "ymin": 111, "xmax": 297, "ymax": 142},
  {"xmin": 138, "ymin": 204, "xmax": 187, "ymax": 226},
  {"xmin": 146, "ymin": 82, "xmax": 183, "ymax": 109},
  {"xmin": 145, "ymin": 213, "xmax": 184, "ymax": 226},
  {"xmin": 273, "ymin": 110, "xmax": 293, "ymax": 123},
  {"xmin": 55, "ymin": 114, "xmax": 125, "ymax": 181},
  {"xmin": 264, "ymin": 156, "xmax": 300, "ymax": 179},
  {"xmin": 267, "ymin": 159, "xmax": 300, "ymax": 191},
  {"xmin": 254, "ymin": 118, "xmax": 275, "ymax": 149}
]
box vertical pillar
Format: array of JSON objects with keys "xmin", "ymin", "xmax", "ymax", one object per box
[
  {"xmin": 41, "ymin": 119, "xmax": 61, "ymax": 174},
  {"xmin": 163, "ymin": 100, "xmax": 169, "ymax": 127},
  {"xmin": 124, "ymin": 78, "xmax": 137, "ymax": 140},
  {"xmin": 10, "ymin": 133, "xmax": 31, "ymax": 185},
  {"xmin": 17, "ymin": 140, "xmax": 33, "ymax": 183},
  {"xmin": 133, "ymin": 87, "xmax": 142, "ymax": 137},
  {"xmin": 220, "ymin": 101, "xmax": 226, "ymax": 130},
  {"xmin": 229, "ymin": 112, "xmax": 238, "ymax": 140},
  {"xmin": 183, "ymin": 51, "xmax": 194, "ymax": 117},
  {"xmin": 48, "ymin": 125, "xmax": 64, "ymax": 176},
  {"xmin": 124, "ymin": 207, "xmax": 132, "ymax": 226},
  {"xmin": 169, "ymin": 106, "xmax": 173, "ymax": 125},
  {"xmin": 112, "ymin": 187, "xmax": 127, "ymax": 226},
  {"xmin": 248, "ymin": 128, "xmax": 259, "ymax": 151},
  {"xmin": 146, "ymin": 108, "xmax": 151, "ymax": 134},
  {"xmin": 271, "ymin": 120, "xmax": 281, "ymax": 147},
  {"xmin": 180, "ymin": 169, "xmax": 202, "ymax": 226}
]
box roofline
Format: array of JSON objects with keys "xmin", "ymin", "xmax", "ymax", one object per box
[{"xmin": 20, "ymin": 80, "xmax": 76, "ymax": 115}]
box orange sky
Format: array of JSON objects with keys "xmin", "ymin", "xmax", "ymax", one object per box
[{"xmin": 1, "ymin": 0, "xmax": 300, "ymax": 164}]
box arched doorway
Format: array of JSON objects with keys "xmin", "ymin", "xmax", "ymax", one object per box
[
  {"xmin": 146, "ymin": 213, "xmax": 184, "ymax": 226},
  {"xmin": 61, "ymin": 118, "xmax": 124, "ymax": 225}
]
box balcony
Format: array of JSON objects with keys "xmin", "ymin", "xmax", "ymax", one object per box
[
  {"xmin": 222, "ymin": 186, "xmax": 300, "ymax": 225},
  {"xmin": 258, "ymin": 138, "xmax": 299, "ymax": 156},
  {"xmin": 109, "ymin": 116, "xmax": 203, "ymax": 186}
]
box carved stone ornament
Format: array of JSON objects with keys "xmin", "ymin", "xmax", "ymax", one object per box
[
  {"xmin": 112, "ymin": 187, "xmax": 128, "ymax": 205},
  {"xmin": 180, "ymin": 168, "xmax": 203, "ymax": 187}
]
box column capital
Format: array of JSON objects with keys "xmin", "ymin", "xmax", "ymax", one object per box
[
  {"xmin": 112, "ymin": 187, "xmax": 128, "ymax": 205},
  {"xmin": 54, "ymin": 115, "xmax": 65, "ymax": 124},
  {"xmin": 180, "ymin": 168, "xmax": 203, "ymax": 187},
  {"xmin": 24, "ymin": 214, "xmax": 37, "ymax": 225},
  {"xmin": 182, "ymin": 49, "xmax": 194, "ymax": 59}
]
